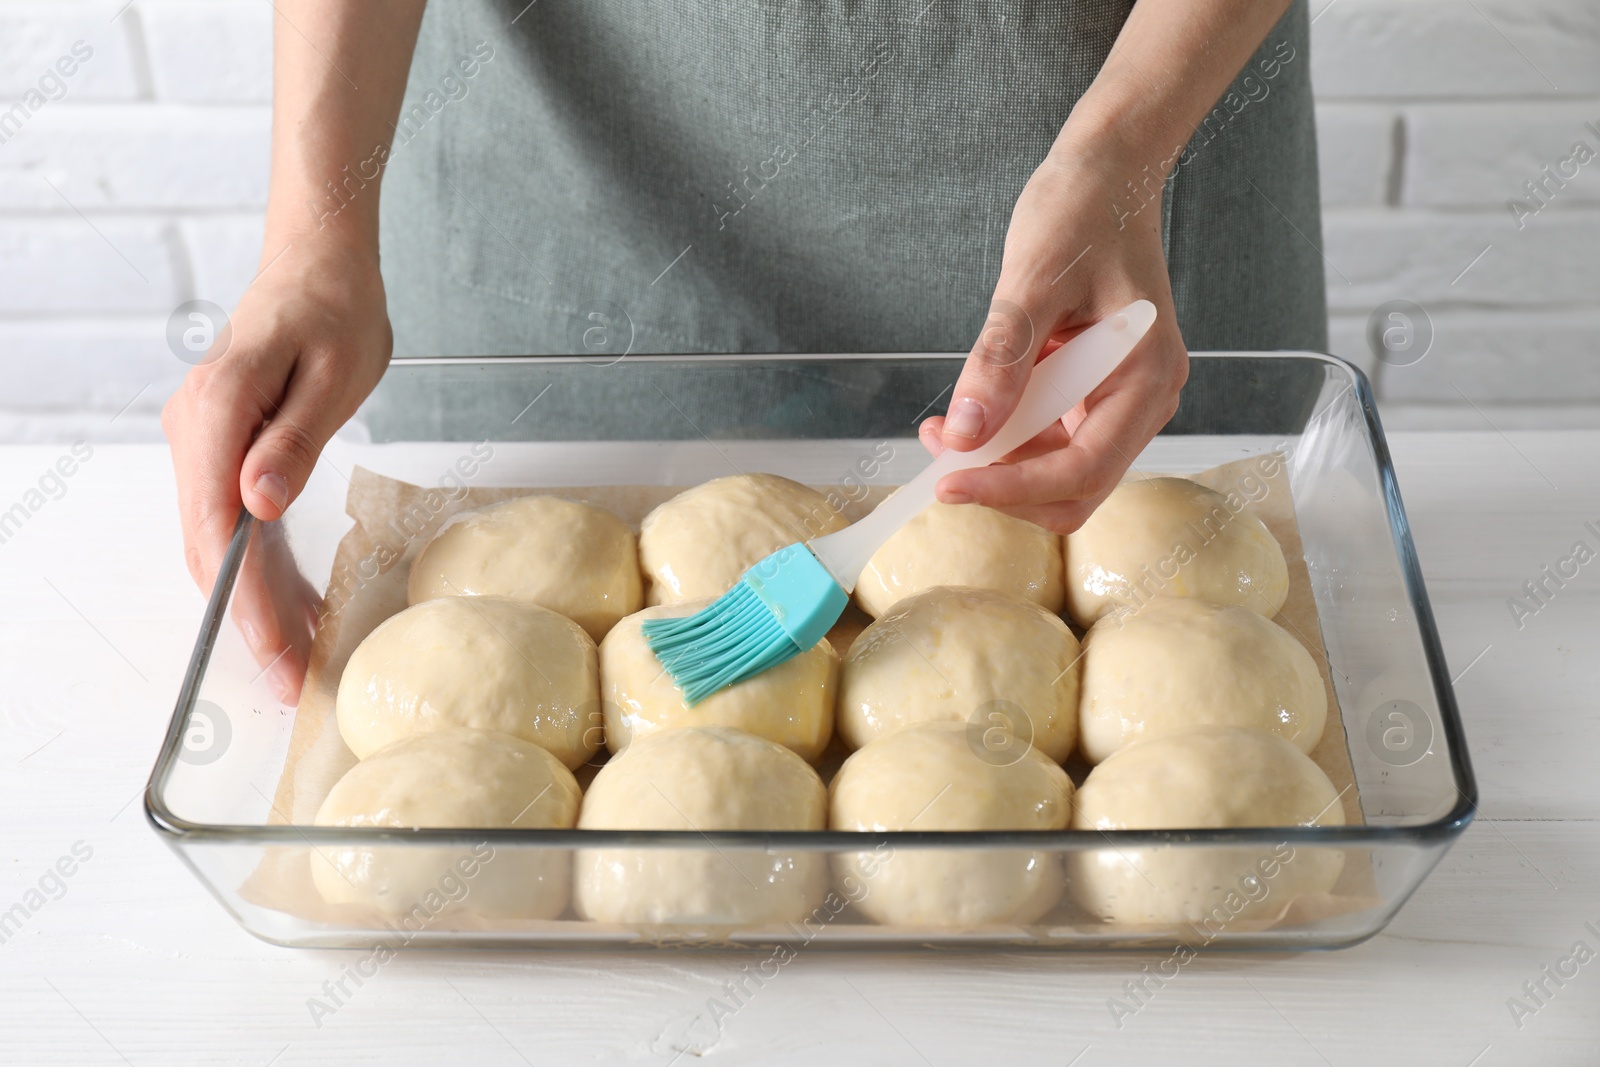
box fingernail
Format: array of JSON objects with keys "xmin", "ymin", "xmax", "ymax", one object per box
[
  {"xmin": 269, "ymin": 659, "xmax": 300, "ymax": 704},
  {"xmin": 940, "ymin": 489, "xmax": 975, "ymax": 505},
  {"xmin": 240, "ymin": 619, "xmax": 262, "ymax": 652},
  {"xmin": 253, "ymin": 472, "xmax": 289, "ymax": 511},
  {"xmin": 945, "ymin": 398, "xmax": 985, "ymax": 439}
]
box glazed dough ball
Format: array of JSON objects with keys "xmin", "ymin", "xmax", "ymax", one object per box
[
  {"xmin": 600, "ymin": 599, "xmax": 837, "ymax": 763},
  {"xmin": 829, "ymin": 722, "xmax": 1074, "ymax": 927},
  {"xmin": 312, "ymin": 729, "xmax": 581, "ymax": 919},
  {"xmin": 1064, "ymin": 476, "xmax": 1289, "ymax": 627},
  {"xmin": 855, "ymin": 499, "xmax": 1065, "ymax": 618},
  {"xmin": 408, "ymin": 495, "xmax": 642, "ymax": 641},
  {"xmin": 638, "ymin": 473, "xmax": 847, "ymax": 605},
  {"xmin": 838, "ymin": 587, "xmax": 1080, "ymax": 762},
  {"xmin": 575, "ymin": 727, "xmax": 828, "ymax": 925},
  {"xmin": 1078, "ymin": 597, "xmax": 1326, "ymax": 764},
  {"xmin": 336, "ymin": 596, "xmax": 600, "ymax": 769},
  {"xmin": 1069, "ymin": 727, "xmax": 1346, "ymax": 927}
]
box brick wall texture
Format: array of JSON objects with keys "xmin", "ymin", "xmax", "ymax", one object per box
[{"xmin": 0, "ymin": 0, "xmax": 1596, "ymax": 439}]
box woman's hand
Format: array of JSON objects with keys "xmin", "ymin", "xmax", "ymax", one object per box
[
  {"xmin": 161, "ymin": 239, "xmax": 392, "ymax": 702},
  {"xmin": 921, "ymin": 145, "xmax": 1189, "ymax": 535},
  {"xmin": 160, "ymin": 0, "xmax": 424, "ymax": 702},
  {"xmin": 923, "ymin": 0, "xmax": 1303, "ymax": 533}
]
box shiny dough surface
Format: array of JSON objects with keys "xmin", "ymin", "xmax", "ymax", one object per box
[
  {"xmin": 575, "ymin": 726, "xmax": 828, "ymax": 925},
  {"xmin": 855, "ymin": 499, "xmax": 1064, "ymax": 618},
  {"xmin": 407, "ymin": 494, "xmax": 642, "ymax": 641},
  {"xmin": 335, "ymin": 595, "xmax": 600, "ymax": 769},
  {"xmin": 637, "ymin": 473, "xmax": 847, "ymax": 605},
  {"xmin": 1069, "ymin": 726, "xmax": 1345, "ymax": 926},
  {"xmin": 1064, "ymin": 476, "xmax": 1289, "ymax": 627},
  {"xmin": 312, "ymin": 728, "xmax": 581, "ymax": 919},
  {"xmin": 600, "ymin": 599, "xmax": 837, "ymax": 763},
  {"xmin": 1077, "ymin": 597, "xmax": 1327, "ymax": 764},
  {"xmin": 829, "ymin": 722, "xmax": 1073, "ymax": 926},
  {"xmin": 837, "ymin": 586, "xmax": 1080, "ymax": 762}
]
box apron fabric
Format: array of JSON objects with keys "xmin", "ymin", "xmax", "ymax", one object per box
[{"xmin": 371, "ymin": 0, "xmax": 1326, "ymax": 439}]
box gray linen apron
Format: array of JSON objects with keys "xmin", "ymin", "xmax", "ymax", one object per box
[{"xmin": 372, "ymin": 0, "xmax": 1326, "ymax": 438}]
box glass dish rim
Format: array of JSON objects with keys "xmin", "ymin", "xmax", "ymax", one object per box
[{"xmin": 143, "ymin": 350, "xmax": 1478, "ymax": 848}]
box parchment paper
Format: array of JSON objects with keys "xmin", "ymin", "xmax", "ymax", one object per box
[{"xmin": 242, "ymin": 453, "xmax": 1379, "ymax": 935}]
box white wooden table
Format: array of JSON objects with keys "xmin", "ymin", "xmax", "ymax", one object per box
[{"xmin": 0, "ymin": 435, "xmax": 1594, "ymax": 1066}]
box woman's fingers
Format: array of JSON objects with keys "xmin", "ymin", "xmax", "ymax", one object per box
[
  {"xmin": 918, "ymin": 418, "xmax": 948, "ymax": 459},
  {"xmin": 163, "ymin": 243, "xmax": 392, "ymax": 703},
  {"xmin": 211, "ymin": 345, "xmax": 374, "ymax": 700},
  {"xmin": 924, "ymin": 410, "xmax": 1116, "ymax": 533},
  {"xmin": 165, "ymin": 338, "xmax": 309, "ymax": 678},
  {"xmin": 231, "ymin": 555, "xmax": 300, "ymax": 703},
  {"xmin": 939, "ymin": 413, "xmax": 1124, "ymax": 510},
  {"xmin": 162, "ymin": 363, "xmax": 260, "ymax": 593},
  {"xmin": 238, "ymin": 350, "xmax": 368, "ymax": 522},
  {"xmin": 936, "ymin": 311, "xmax": 1186, "ymax": 507},
  {"xmin": 985, "ymin": 497, "xmax": 1106, "ymax": 537},
  {"xmin": 922, "ymin": 414, "xmax": 1074, "ymax": 468},
  {"xmin": 941, "ymin": 373, "xmax": 1172, "ymax": 513},
  {"xmin": 938, "ymin": 294, "xmax": 1050, "ymax": 452},
  {"xmin": 228, "ymin": 347, "xmax": 373, "ymax": 696},
  {"xmin": 231, "ymin": 520, "xmax": 322, "ymax": 704}
]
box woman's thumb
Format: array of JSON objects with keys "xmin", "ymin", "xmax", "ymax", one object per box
[
  {"xmin": 941, "ymin": 295, "xmax": 1047, "ymax": 452},
  {"xmin": 239, "ymin": 386, "xmax": 347, "ymax": 522}
]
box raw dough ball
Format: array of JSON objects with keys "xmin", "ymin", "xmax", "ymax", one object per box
[
  {"xmin": 312, "ymin": 729, "xmax": 581, "ymax": 919},
  {"xmin": 838, "ymin": 587, "xmax": 1080, "ymax": 762},
  {"xmin": 336, "ymin": 596, "xmax": 601, "ymax": 769},
  {"xmin": 408, "ymin": 495, "xmax": 642, "ymax": 641},
  {"xmin": 855, "ymin": 499, "xmax": 1065, "ymax": 618},
  {"xmin": 829, "ymin": 722, "xmax": 1074, "ymax": 927},
  {"xmin": 1068, "ymin": 727, "xmax": 1346, "ymax": 927},
  {"xmin": 638, "ymin": 473, "xmax": 847, "ymax": 605},
  {"xmin": 575, "ymin": 727, "xmax": 828, "ymax": 925},
  {"xmin": 1064, "ymin": 476, "xmax": 1289, "ymax": 627},
  {"xmin": 600, "ymin": 599, "xmax": 837, "ymax": 763},
  {"xmin": 1077, "ymin": 597, "xmax": 1327, "ymax": 764}
]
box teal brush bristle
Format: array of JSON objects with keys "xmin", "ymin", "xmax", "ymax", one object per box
[
  {"xmin": 642, "ymin": 583, "xmax": 800, "ymax": 704},
  {"xmin": 642, "ymin": 543, "xmax": 850, "ymax": 704}
]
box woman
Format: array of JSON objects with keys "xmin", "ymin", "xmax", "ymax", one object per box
[{"xmin": 163, "ymin": 0, "xmax": 1325, "ymax": 699}]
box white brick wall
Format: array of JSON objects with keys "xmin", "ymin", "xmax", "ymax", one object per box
[
  {"xmin": 0, "ymin": 0, "xmax": 269, "ymax": 442},
  {"xmin": 1314, "ymin": 0, "xmax": 1600, "ymax": 427},
  {"xmin": 0, "ymin": 0, "xmax": 1596, "ymax": 441}
]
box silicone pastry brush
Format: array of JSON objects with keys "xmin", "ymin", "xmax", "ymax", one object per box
[{"xmin": 643, "ymin": 299, "xmax": 1158, "ymax": 704}]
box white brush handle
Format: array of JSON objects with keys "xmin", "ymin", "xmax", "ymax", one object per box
[{"xmin": 809, "ymin": 299, "xmax": 1157, "ymax": 590}]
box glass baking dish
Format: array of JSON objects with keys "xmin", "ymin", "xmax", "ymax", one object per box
[{"xmin": 144, "ymin": 352, "xmax": 1476, "ymax": 951}]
